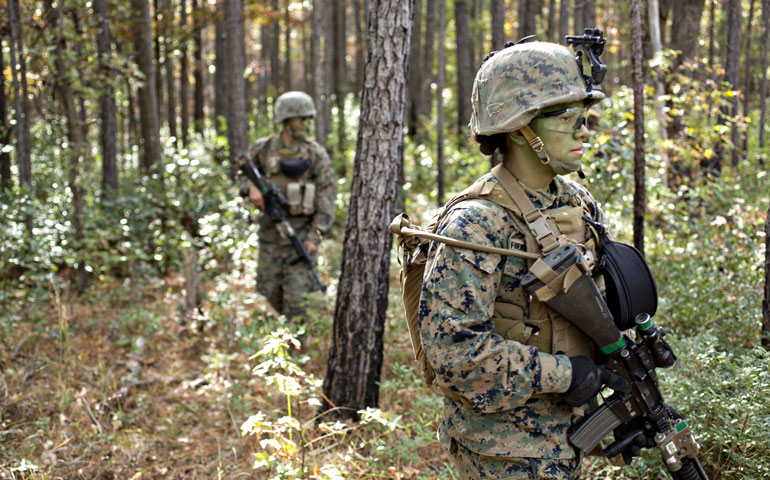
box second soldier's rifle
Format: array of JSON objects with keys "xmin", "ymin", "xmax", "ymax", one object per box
[
  {"xmin": 521, "ymin": 244, "xmax": 708, "ymax": 480},
  {"xmin": 239, "ymin": 158, "xmax": 326, "ymax": 293}
]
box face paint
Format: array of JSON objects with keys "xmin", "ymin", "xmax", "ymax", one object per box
[
  {"xmin": 286, "ymin": 116, "xmax": 311, "ymax": 140},
  {"xmin": 533, "ymin": 105, "xmax": 589, "ymax": 174}
]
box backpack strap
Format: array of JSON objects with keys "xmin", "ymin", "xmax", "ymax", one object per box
[{"xmin": 491, "ymin": 164, "xmax": 563, "ymax": 254}]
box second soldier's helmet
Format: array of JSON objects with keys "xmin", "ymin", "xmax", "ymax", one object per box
[
  {"xmin": 469, "ymin": 42, "xmax": 604, "ymax": 136},
  {"xmin": 274, "ymin": 91, "xmax": 317, "ymax": 124}
]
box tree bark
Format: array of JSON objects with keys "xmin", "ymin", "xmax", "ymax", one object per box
[
  {"xmin": 354, "ymin": 0, "xmax": 366, "ymax": 94},
  {"xmin": 333, "ymin": 0, "xmax": 347, "ymax": 164},
  {"xmin": 270, "ymin": 0, "xmax": 280, "ymax": 93},
  {"xmin": 95, "ymin": 0, "xmax": 118, "ymax": 195},
  {"xmin": 707, "ymin": 0, "xmax": 715, "ymax": 67},
  {"xmin": 0, "ymin": 38, "xmax": 11, "ymax": 193},
  {"xmin": 491, "ymin": 0, "xmax": 506, "ymax": 49},
  {"xmin": 759, "ymin": 0, "xmax": 770, "ymax": 150},
  {"xmin": 741, "ymin": 0, "xmax": 756, "ymax": 153},
  {"xmin": 222, "ymin": 0, "xmax": 248, "ymax": 176},
  {"xmin": 454, "ymin": 0, "xmax": 472, "ymax": 139},
  {"xmin": 725, "ymin": 0, "xmax": 742, "ymax": 168},
  {"xmin": 214, "ymin": 11, "xmax": 226, "ymax": 135},
  {"xmin": 573, "ymin": 0, "xmax": 584, "ymax": 36},
  {"xmin": 648, "ymin": 0, "xmax": 669, "ymax": 188},
  {"xmin": 559, "ymin": 0, "xmax": 570, "ymax": 42},
  {"xmin": 407, "ymin": 0, "xmax": 423, "ymax": 138},
  {"xmin": 671, "ymin": 0, "xmax": 706, "ymax": 70},
  {"xmin": 180, "ymin": 0, "xmax": 190, "ymax": 147},
  {"xmin": 582, "ymin": 0, "xmax": 595, "ymax": 29},
  {"xmin": 471, "ymin": 0, "xmax": 483, "ymax": 71},
  {"xmin": 284, "ymin": 0, "xmax": 292, "ymax": 90},
  {"xmin": 437, "ymin": 0, "xmax": 447, "ymax": 205},
  {"xmin": 154, "ymin": 0, "xmax": 165, "ymax": 126},
  {"xmin": 132, "ymin": 0, "xmax": 163, "ymax": 172},
  {"xmin": 311, "ymin": 0, "xmax": 328, "ymax": 147},
  {"xmin": 47, "ymin": 0, "xmax": 88, "ymax": 292},
  {"xmin": 163, "ymin": 0, "xmax": 177, "ymax": 145},
  {"xmin": 321, "ymin": 0, "xmax": 413, "ymax": 420},
  {"xmin": 547, "ymin": 0, "xmax": 557, "ymax": 41},
  {"xmin": 762, "ymin": 200, "xmax": 770, "ymax": 350},
  {"xmin": 420, "ymin": 0, "xmax": 436, "ymax": 125},
  {"xmin": 192, "ymin": 0, "xmax": 205, "ymax": 133},
  {"xmin": 631, "ymin": 0, "xmax": 646, "ymax": 255},
  {"xmin": 8, "ymin": 0, "xmax": 32, "ymax": 210},
  {"xmin": 321, "ymin": 0, "xmax": 334, "ymax": 145},
  {"xmin": 519, "ymin": 0, "xmax": 538, "ymax": 38}
]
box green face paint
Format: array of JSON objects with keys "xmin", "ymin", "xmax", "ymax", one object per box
[
  {"xmin": 286, "ymin": 116, "xmax": 311, "ymax": 140},
  {"xmin": 533, "ymin": 103, "xmax": 589, "ymax": 174}
]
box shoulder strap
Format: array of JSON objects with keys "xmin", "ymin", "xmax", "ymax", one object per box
[{"xmin": 491, "ymin": 164, "xmax": 563, "ymax": 254}]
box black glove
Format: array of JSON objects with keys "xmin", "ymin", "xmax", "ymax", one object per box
[
  {"xmin": 562, "ymin": 356, "xmax": 630, "ymax": 407},
  {"xmin": 606, "ymin": 419, "xmax": 657, "ymax": 464}
]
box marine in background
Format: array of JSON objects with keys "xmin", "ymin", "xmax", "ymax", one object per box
[{"xmin": 238, "ymin": 91, "xmax": 336, "ymax": 324}]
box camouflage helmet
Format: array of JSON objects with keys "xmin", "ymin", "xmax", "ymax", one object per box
[
  {"xmin": 274, "ymin": 91, "xmax": 316, "ymax": 124},
  {"xmin": 469, "ymin": 42, "xmax": 605, "ymax": 136}
]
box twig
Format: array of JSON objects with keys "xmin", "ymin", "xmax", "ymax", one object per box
[{"xmin": 80, "ymin": 397, "xmax": 103, "ymax": 434}]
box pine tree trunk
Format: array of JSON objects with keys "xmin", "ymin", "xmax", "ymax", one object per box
[
  {"xmin": 154, "ymin": 0, "xmax": 165, "ymax": 126},
  {"xmin": 559, "ymin": 0, "xmax": 570, "ymax": 42},
  {"xmin": 132, "ymin": 0, "xmax": 163, "ymax": 172},
  {"xmin": 180, "ymin": 0, "xmax": 190, "ymax": 147},
  {"xmin": 671, "ymin": 0, "xmax": 706, "ymax": 70},
  {"xmin": 311, "ymin": 0, "xmax": 328, "ymax": 147},
  {"xmin": 47, "ymin": 0, "xmax": 88, "ymax": 292},
  {"xmin": 0, "ymin": 42, "xmax": 11, "ymax": 193},
  {"xmin": 437, "ymin": 0, "xmax": 447, "ymax": 205},
  {"xmin": 333, "ymin": 0, "xmax": 347, "ymax": 164},
  {"xmin": 222, "ymin": 0, "xmax": 248, "ymax": 176},
  {"xmin": 322, "ymin": 0, "xmax": 334, "ymax": 145},
  {"xmin": 163, "ymin": 0, "xmax": 177, "ymax": 145},
  {"xmin": 519, "ymin": 0, "xmax": 537, "ymax": 38},
  {"xmin": 95, "ymin": 0, "xmax": 119, "ymax": 195},
  {"xmin": 270, "ymin": 0, "xmax": 281, "ymax": 93},
  {"xmin": 574, "ymin": 0, "xmax": 585, "ymax": 36},
  {"xmin": 8, "ymin": 0, "xmax": 32, "ymax": 210},
  {"xmin": 192, "ymin": 0, "xmax": 205, "ymax": 133},
  {"xmin": 764, "ymin": 200, "xmax": 770, "ymax": 349},
  {"xmin": 582, "ymin": 0, "xmax": 595, "ymax": 29},
  {"xmin": 759, "ymin": 0, "xmax": 770, "ymax": 150},
  {"xmin": 354, "ymin": 0, "xmax": 366, "ymax": 94},
  {"xmin": 547, "ymin": 0, "xmax": 557, "ymax": 41},
  {"xmin": 648, "ymin": 0, "xmax": 670, "ymax": 188},
  {"xmin": 707, "ymin": 0, "xmax": 715, "ymax": 67},
  {"xmin": 454, "ymin": 0, "xmax": 472, "ymax": 139},
  {"xmin": 491, "ymin": 0, "xmax": 506, "ymax": 49},
  {"xmin": 631, "ymin": 0, "xmax": 646, "ymax": 255},
  {"xmin": 407, "ymin": 0, "xmax": 423, "ymax": 138},
  {"xmin": 725, "ymin": 0, "xmax": 742, "ymax": 168},
  {"xmin": 321, "ymin": 0, "xmax": 413, "ymax": 420},
  {"xmin": 284, "ymin": 1, "xmax": 292, "ymax": 90},
  {"xmin": 214, "ymin": 14, "xmax": 226, "ymax": 137},
  {"xmin": 471, "ymin": 0, "xmax": 483, "ymax": 70},
  {"xmin": 741, "ymin": 0, "xmax": 756, "ymax": 153},
  {"xmin": 420, "ymin": 0, "xmax": 436, "ymax": 123}
]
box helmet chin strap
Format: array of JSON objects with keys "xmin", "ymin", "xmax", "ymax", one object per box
[{"xmin": 518, "ymin": 125, "xmax": 585, "ymax": 178}]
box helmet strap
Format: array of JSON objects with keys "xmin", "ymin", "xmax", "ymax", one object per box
[{"xmin": 519, "ymin": 125, "xmax": 553, "ymax": 166}]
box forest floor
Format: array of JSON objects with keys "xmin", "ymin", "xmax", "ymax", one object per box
[{"xmin": 0, "ymin": 262, "xmax": 454, "ymax": 480}]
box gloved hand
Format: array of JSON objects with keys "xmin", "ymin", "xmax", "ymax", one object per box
[
  {"xmin": 607, "ymin": 419, "xmax": 657, "ymax": 464},
  {"xmin": 562, "ymin": 356, "xmax": 630, "ymax": 406}
]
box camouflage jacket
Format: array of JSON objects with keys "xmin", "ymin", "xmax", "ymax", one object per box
[
  {"xmin": 239, "ymin": 133, "xmax": 336, "ymax": 244},
  {"xmin": 419, "ymin": 172, "xmax": 609, "ymax": 460}
]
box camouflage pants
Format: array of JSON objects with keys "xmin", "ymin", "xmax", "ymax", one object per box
[
  {"xmin": 256, "ymin": 238, "xmax": 319, "ymax": 322},
  {"xmin": 447, "ymin": 437, "xmax": 581, "ymax": 480}
]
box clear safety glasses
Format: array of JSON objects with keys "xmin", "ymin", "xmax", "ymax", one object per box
[{"xmin": 535, "ymin": 107, "xmax": 588, "ymax": 132}]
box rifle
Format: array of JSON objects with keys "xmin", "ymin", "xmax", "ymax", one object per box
[
  {"xmin": 521, "ymin": 244, "xmax": 708, "ymax": 480},
  {"xmin": 239, "ymin": 158, "xmax": 326, "ymax": 293}
]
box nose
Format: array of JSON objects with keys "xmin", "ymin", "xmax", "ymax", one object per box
[{"xmin": 574, "ymin": 123, "xmax": 589, "ymax": 140}]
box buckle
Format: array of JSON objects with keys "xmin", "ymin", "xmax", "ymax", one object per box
[{"xmin": 528, "ymin": 214, "xmax": 554, "ymax": 241}]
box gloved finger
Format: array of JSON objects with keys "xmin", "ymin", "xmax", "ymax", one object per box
[{"xmin": 601, "ymin": 368, "xmax": 631, "ymax": 393}]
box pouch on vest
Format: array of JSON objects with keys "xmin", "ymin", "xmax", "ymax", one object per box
[
  {"xmin": 582, "ymin": 216, "xmax": 659, "ymax": 331},
  {"xmin": 280, "ymin": 157, "xmax": 312, "ymax": 178},
  {"xmin": 520, "ymin": 243, "xmax": 624, "ymax": 355}
]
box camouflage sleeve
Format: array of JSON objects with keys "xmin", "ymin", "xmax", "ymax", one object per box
[
  {"xmin": 310, "ymin": 144, "xmax": 336, "ymax": 236},
  {"xmin": 236, "ymin": 137, "xmax": 271, "ymax": 197},
  {"xmin": 420, "ymin": 201, "xmax": 572, "ymax": 413},
  {"xmin": 570, "ymin": 180, "xmax": 613, "ymax": 240}
]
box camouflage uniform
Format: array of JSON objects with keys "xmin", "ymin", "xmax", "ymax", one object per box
[
  {"xmin": 419, "ymin": 41, "xmax": 611, "ymax": 479},
  {"xmin": 240, "ymin": 106, "xmax": 335, "ymax": 320}
]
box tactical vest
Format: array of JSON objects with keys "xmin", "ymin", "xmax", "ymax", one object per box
[
  {"xmin": 431, "ymin": 164, "xmax": 604, "ymax": 360},
  {"xmin": 259, "ymin": 135, "xmax": 317, "ymax": 217}
]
